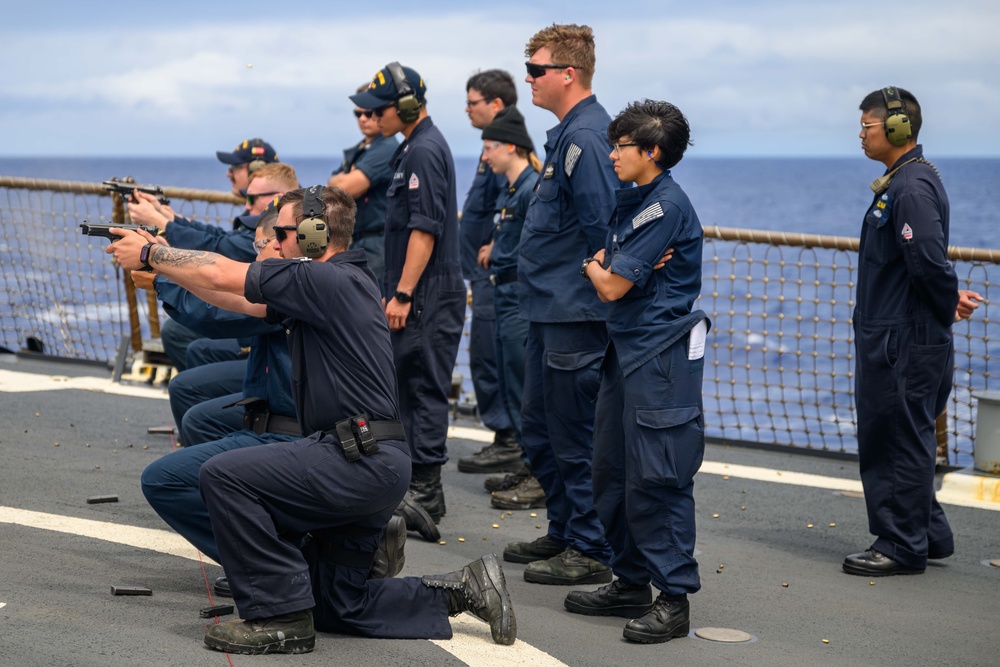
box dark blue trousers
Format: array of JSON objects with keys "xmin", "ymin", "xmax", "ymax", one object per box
[
  {"xmin": 593, "ymin": 339, "xmax": 705, "ymax": 595},
  {"xmin": 392, "ymin": 276, "xmax": 466, "ymax": 465},
  {"xmin": 469, "ymin": 278, "xmax": 512, "ymax": 432},
  {"xmin": 199, "ymin": 436, "xmax": 453, "ymax": 637},
  {"xmin": 167, "ymin": 360, "xmax": 246, "ymax": 433},
  {"xmin": 520, "ymin": 321, "xmax": 610, "ymax": 561},
  {"xmin": 141, "ymin": 429, "xmax": 298, "ymax": 563},
  {"xmin": 494, "ymin": 281, "xmax": 529, "ymax": 437},
  {"xmin": 177, "ymin": 392, "xmax": 245, "ymax": 448},
  {"xmin": 185, "ymin": 337, "xmax": 245, "ymax": 369},
  {"xmin": 854, "ymin": 318, "xmax": 955, "ymax": 569}
]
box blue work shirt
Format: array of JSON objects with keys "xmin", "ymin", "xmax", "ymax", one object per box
[
  {"xmin": 156, "ymin": 279, "xmax": 295, "ymax": 418},
  {"xmin": 245, "ymin": 249, "xmax": 399, "ymax": 435},
  {"xmin": 461, "ymin": 158, "xmax": 507, "ymax": 281},
  {"xmin": 490, "ymin": 166, "xmax": 539, "ymax": 278},
  {"xmin": 165, "ymin": 213, "xmax": 258, "ymax": 262},
  {"xmin": 856, "ymin": 145, "xmax": 958, "ymax": 328},
  {"xmin": 334, "ymin": 134, "xmax": 398, "ymax": 238},
  {"xmin": 605, "ymin": 171, "xmax": 705, "ymax": 375},
  {"xmin": 383, "ymin": 117, "xmax": 463, "ymax": 295},
  {"xmin": 519, "ymin": 96, "xmax": 620, "ymax": 322}
]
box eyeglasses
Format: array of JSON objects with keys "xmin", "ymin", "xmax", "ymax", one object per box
[
  {"xmin": 612, "ymin": 142, "xmax": 639, "ymax": 155},
  {"xmin": 373, "ymin": 103, "xmax": 395, "ymax": 118},
  {"xmin": 860, "ymin": 121, "xmax": 883, "ymax": 132},
  {"xmin": 253, "ymin": 237, "xmax": 275, "ymax": 253},
  {"xmin": 246, "ymin": 191, "xmax": 281, "ymax": 206},
  {"xmin": 466, "ymin": 98, "xmax": 487, "ymax": 108},
  {"xmin": 482, "ymin": 141, "xmax": 502, "ymax": 154},
  {"xmin": 525, "ymin": 62, "xmax": 578, "ymax": 78},
  {"xmin": 274, "ymin": 225, "xmax": 298, "ymax": 242},
  {"xmin": 354, "ymin": 109, "xmax": 374, "ymax": 119}
]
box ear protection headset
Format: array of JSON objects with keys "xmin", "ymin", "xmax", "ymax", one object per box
[
  {"xmin": 881, "ymin": 86, "xmax": 912, "ymax": 147},
  {"xmin": 387, "ymin": 61, "xmax": 422, "ymax": 124},
  {"xmin": 296, "ymin": 185, "xmax": 329, "ymax": 258},
  {"xmin": 247, "ymin": 138, "xmax": 270, "ymax": 174}
]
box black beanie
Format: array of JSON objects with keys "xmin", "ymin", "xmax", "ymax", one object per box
[{"xmin": 481, "ymin": 106, "xmax": 534, "ymax": 153}]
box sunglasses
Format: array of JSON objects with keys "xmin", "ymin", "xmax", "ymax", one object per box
[
  {"xmin": 525, "ymin": 62, "xmax": 577, "ymax": 78},
  {"xmin": 354, "ymin": 109, "xmax": 374, "ymax": 119},
  {"xmin": 246, "ymin": 191, "xmax": 281, "ymax": 206},
  {"xmin": 274, "ymin": 225, "xmax": 298, "ymax": 242},
  {"xmin": 373, "ymin": 103, "xmax": 395, "ymax": 118}
]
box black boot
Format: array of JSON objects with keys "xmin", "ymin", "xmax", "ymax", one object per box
[
  {"xmin": 410, "ymin": 463, "xmax": 446, "ymax": 521},
  {"xmin": 484, "ymin": 462, "xmax": 531, "ymax": 493},
  {"xmin": 622, "ymin": 593, "xmax": 690, "ymax": 644},
  {"xmin": 214, "ymin": 576, "xmax": 232, "ymax": 598},
  {"xmin": 204, "ymin": 609, "xmax": 315, "ymax": 654},
  {"xmin": 394, "ymin": 493, "xmax": 441, "ymax": 542},
  {"xmin": 422, "ymin": 553, "xmax": 516, "ymax": 645},
  {"xmin": 564, "ymin": 579, "xmax": 653, "ymax": 617},
  {"xmin": 370, "ymin": 515, "xmax": 406, "ymax": 579},
  {"xmin": 458, "ymin": 428, "xmax": 524, "ymax": 473}
]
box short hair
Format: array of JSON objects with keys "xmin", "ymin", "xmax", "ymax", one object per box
[
  {"xmin": 249, "ymin": 163, "xmax": 299, "ymax": 191},
  {"xmin": 277, "ymin": 186, "xmax": 356, "ymax": 252},
  {"xmin": 607, "ymin": 100, "xmax": 693, "ymax": 170},
  {"xmin": 525, "ymin": 24, "xmax": 597, "ymax": 89},
  {"xmin": 860, "ymin": 87, "xmax": 922, "ymax": 141},
  {"xmin": 466, "ymin": 69, "xmax": 517, "ymax": 107},
  {"xmin": 258, "ymin": 205, "xmax": 280, "ymax": 235}
]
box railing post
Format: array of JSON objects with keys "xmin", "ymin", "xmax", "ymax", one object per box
[{"xmin": 109, "ymin": 189, "xmax": 143, "ymax": 352}]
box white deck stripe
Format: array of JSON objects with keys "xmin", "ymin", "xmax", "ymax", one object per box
[{"xmin": 0, "ymin": 368, "xmax": 167, "ymax": 399}]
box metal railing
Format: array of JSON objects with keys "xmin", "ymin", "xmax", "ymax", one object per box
[{"xmin": 1, "ymin": 176, "xmax": 996, "ymax": 466}]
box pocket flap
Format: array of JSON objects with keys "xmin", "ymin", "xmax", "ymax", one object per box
[
  {"xmin": 546, "ymin": 349, "xmax": 605, "ymax": 371},
  {"xmin": 636, "ymin": 405, "xmax": 701, "ymax": 429}
]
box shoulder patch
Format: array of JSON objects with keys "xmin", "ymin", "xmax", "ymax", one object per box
[
  {"xmin": 543, "ymin": 163, "xmax": 556, "ymax": 179},
  {"xmin": 632, "ymin": 202, "xmax": 664, "ymax": 230},
  {"xmin": 564, "ymin": 143, "xmax": 582, "ymax": 177},
  {"xmin": 901, "ymin": 223, "xmax": 913, "ymax": 240},
  {"xmin": 409, "ymin": 173, "xmax": 420, "ymax": 190}
]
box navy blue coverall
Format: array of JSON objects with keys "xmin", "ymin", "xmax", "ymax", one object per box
[
  {"xmin": 383, "ymin": 118, "xmax": 465, "ymax": 466},
  {"xmin": 518, "ymin": 96, "xmax": 620, "ymax": 560},
  {"xmin": 591, "ymin": 172, "xmax": 709, "ymax": 596},
  {"xmin": 490, "ymin": 166, "xmax": 538, "ymax": 437},
  {"xmin": 462, "ymin": 158, "xmax": 512, "ymax": 431},
  {"xmin": 335, "ymin": 133, "xmax": 399, "ymax": 291},
  {"xmin": 199, "ymin": 251, "xmax": 455, "ymax": 637},
  {"xmin": 142, "ymin": 283, "xmax": 296, "ymax": 563},
  {"xmin": 854, "ymin": 146, "xmax": 958, "ymax": 569}
]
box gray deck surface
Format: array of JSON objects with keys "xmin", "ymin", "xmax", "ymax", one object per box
[{"xmin": 0, "ymin": 354, "xmax": 997, "ymax": 667}]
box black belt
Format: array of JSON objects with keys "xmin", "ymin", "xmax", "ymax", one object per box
[
  {"xmin": 227, "ymin": 397, "xmax": 302, "ymax": 437},
  {"xmin": 320, "ymin": 414, "xmax": 405, "ymax": 462},
  {"xmin": 490, "ymin": 269, "xmax": 518, "ymax": 285}
]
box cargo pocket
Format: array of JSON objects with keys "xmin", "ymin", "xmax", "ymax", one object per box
[
  {"xmin": 547, "ymin": 349, "xmax": 605, "ymax": 404},
  {"xmin": 634, "ymin": 405, "xmax": 704, "ymax": 488},
  {"xmin": 905, "ymin": 340, "xmax": 952, "ymax": 402}
]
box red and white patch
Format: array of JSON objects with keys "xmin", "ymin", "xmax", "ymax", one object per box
[
  {"xmin": 901, "ymin": 223, "xmax": 913, "ymax": 240},
  {"xmin": 408, "ymin": 173, "xmax": 420, "ymax": 190}
]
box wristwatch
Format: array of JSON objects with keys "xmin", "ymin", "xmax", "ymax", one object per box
[
  {"xmin": 139, "ymin": 242, "xmax": 155, "ymax": 272},
  {"xmin": 394, "ymin": 289, "xmax": 413, "ymax": 304},
  {"xmin": 580, "ymin": 257, "xmax": 599, "ymax": 278}
]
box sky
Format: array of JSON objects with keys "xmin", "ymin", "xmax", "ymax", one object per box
[{"xmin": 1, "ymin": 0, "xmax": 998, "ymax": 159}]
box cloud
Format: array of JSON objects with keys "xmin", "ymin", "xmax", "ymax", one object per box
[{"xmin": 0, "ymin": 3, "xmax": 998, "ymax": 156}]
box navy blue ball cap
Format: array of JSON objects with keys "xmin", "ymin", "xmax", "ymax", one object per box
[
  {"xmin": 350, "ymin": 63, "xmax": 426, "ymax": 109},
  {"xmin": 216, "ymin": 138, "xmax": 278, "ymax": 165}
]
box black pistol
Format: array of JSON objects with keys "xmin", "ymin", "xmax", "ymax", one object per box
[
  {"xmin": 101, "ymin": 179, "xmax": 170, "ymax": 206},
  {"xmin": 80, "ymin": 221, "xmax": 160, "ymax": 242}
]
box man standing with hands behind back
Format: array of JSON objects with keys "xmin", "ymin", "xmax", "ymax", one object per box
[
  {"xmin": 502, "ymin": 24, "xmax": 619, "ymax": 586},
  {"xmin": 845, "ymin": 86, "xmax": 982, "ymax": 578}
]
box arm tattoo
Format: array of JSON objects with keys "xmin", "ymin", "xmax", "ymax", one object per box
[{"xmin": 149, "ymin": 245, "xmax": 217, "ymax": 268}]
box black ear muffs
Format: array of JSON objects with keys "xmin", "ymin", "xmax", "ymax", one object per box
[
  {"xmin": 387, "ymin": 61, "xmax": 421, "ymax": 124},
  {"xmin": 881, "ymin": 86, "xmax": 912, "ymax": 147},
  {"xmin": 296, "ymin": 185, "xmax": 328, "ymax": 258}
]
